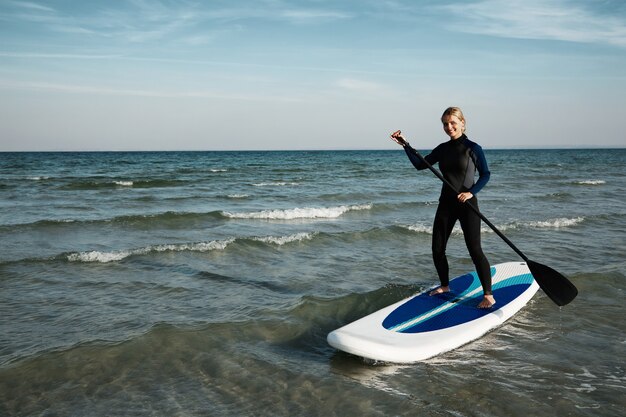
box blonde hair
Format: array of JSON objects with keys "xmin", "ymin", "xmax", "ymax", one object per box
[{"xmin": 441, "ymin": 107, "xmax": 466, "ymax": 132}]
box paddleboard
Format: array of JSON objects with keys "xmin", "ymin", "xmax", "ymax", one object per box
[{"xmin": 327, "ymin": 262, "xmax": 538, "ymax": 363}]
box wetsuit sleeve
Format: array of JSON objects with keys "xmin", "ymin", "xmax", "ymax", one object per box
[
  {"xmin": 403, "ymin": 144, "xmax": 440, "ymax": 171},
  {"xmin": 468, "ymin": 143, "xmax": 490, "ymax": 195}
]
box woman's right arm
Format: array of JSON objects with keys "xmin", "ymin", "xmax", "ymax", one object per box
[{"xmin": 391, "ymin": 130, "xmax": 438, "ymax": 171}]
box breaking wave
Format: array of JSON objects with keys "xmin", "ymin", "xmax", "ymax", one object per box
[
  {"xmin": 67, "ymin": 239, "xmax": 235, "ymax": 263},
  {"xmin": 223, "ymin": 204, "xmax": 373, "ymax": 220},
  {"xmin": 66, "ymin": 233, "xmax": 317, "ymax": 263},
  {"xmin": 401, "ymin": 216, "xmax": 585, "ymax": 235},
  {"xmin": 253, "ymin": 181, "xmax": 299, "ymax": 187}
]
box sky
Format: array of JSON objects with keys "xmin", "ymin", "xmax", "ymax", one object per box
[{"xmin": 0, "ymin": 0, "xmax": 625, "ymax": 151}]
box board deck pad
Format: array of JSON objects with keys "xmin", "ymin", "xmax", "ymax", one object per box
[{"xmin": 327, "ymin": 262, "xmax": 539, "ymax": 363}]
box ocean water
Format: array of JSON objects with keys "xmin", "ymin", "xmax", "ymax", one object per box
[{"xmin": 0, "ymin": 149, "xmax": 624, "ymax": 416}]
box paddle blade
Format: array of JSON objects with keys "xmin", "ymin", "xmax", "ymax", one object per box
[{"xmin": 527, "ymin": 260, "xmax": 578, "ymax": 306}]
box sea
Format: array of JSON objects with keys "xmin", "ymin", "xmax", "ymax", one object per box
[{"xmin": 0, "ymin": 148, "xmax": 624, "ymax": 417}]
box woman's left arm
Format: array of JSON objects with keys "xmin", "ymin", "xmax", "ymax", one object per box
[{"xmin": 468, "ymin": 144, "xmax": 491, "ymax": 195}]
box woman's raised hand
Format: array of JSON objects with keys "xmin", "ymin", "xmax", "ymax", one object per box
[{"xmin": 390, "ymin": 130, "xmax": 408, "ymax": 147}]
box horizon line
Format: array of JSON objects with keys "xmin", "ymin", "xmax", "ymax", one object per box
[{"xmin": 1, "ymin": 146, "xmax": 625, "ymax": 153}]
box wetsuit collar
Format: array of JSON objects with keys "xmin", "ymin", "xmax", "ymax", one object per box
[{"xmin": 449, "ymin": 133, "xmax": 467, "ymax": 142}]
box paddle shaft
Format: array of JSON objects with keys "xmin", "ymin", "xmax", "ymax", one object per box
[{"xmin": 405, "ymin": 145, "xmax": 529, "ymax": 262}]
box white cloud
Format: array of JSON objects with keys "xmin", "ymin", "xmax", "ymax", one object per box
[
  {"xmin": 332, "ymin": 77, "xmax": 402, "ymax": 101},
  {"xmin": 441, "ymin": 0, "xmax": 626, "ymax": 48},
  {"xmin": 0, "ymin": 52, "xmax": 120, "ymax": 60},
  {"xmin": 279, "ymin": 9, "xmax": 352, "ymax": 22},
  {"xmin": 0, "ymin": 79, "xmax": 303, "ymax": 102},
  {"xmin": 1, "ymin": 1, "xmax": 354, "ymax": 45},
  {"xmin": 336, "ymin": 78, "xmax": 384, "ymax": 92},
  {"xmin": 7, "ymin": 1, "xmax": 55, "ymax": 13}
]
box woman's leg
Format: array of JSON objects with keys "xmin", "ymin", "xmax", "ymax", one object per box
[
  {"xmin": 459, "ymin": 199, "xmax": 494, "ymax": 306},
  {"xmin": 432, "ymin": 203, "xmax": 457, "ymax": 289}
]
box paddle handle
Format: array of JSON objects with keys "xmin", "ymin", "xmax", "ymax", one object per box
[{"xmin": 405, "ymin": 145, "xmax": 530, "ymax": 263}]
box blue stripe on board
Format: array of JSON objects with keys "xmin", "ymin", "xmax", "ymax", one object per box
[
  {"xmin": 383, "ymin": 271, "xmax": 533, "ymax": 333},
  {"xmin": 382, "ymin": 271, "xmax": 481, "ymax": 331}
]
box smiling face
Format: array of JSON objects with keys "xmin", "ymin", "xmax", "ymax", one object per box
[{"xmin": 441, "ymin": 114, "xmax": 465, "ymax": 140}]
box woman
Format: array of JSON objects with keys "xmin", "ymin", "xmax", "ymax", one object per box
[{"xmin": 391, "ymin": 107, "xmax": 495, "ymax": 309}]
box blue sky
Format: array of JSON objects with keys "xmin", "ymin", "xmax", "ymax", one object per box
[{"xmin": 1, "ymin": 0, "xmax": 625, "ymax": 151}]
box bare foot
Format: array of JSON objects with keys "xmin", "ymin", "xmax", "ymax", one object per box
[
  {"xmin": 477, "ymin": 295, "xmax": 496, "ymax": 309},
  {"xmin": 429, "ymin": 286, "xmax": 450, "ymax": 296}
]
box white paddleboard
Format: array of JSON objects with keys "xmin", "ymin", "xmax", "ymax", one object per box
[{"xmin": 327, "ymin": 262, "xmax": 538, "ymax": 363}]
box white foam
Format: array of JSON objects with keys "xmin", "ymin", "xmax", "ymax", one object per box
[
  {"xmin": 150, "ymin": 239, "xmax": 234, "ymax": 253},
  {"xmin": 254, "ymin": 232, "xmax": 315, "ymax": 245},
  {"xmin": 405, "ymin": 223, "xmax": 464, "ymax": 235},
  {"xmin": 404, "ymin": 217, "xmax": 583, "ymax": 235},
  {"xmin": 210, "ymin": 169, "xmax": 227, "ymax": 173},
  {"xmin": 67, "ymin": 250, "xmax": 134, "ymax": 263},
  {"xmin": 227, "ymin": 194, "xmax": 249, "ymax": 199},
  {"xmin": 482, "ymin": 217, "xmax": 584, "ymax": 232},
  {"xmin": 526, "ymin": 217, "xmax": 584, "ymax": 228},
  {"xmin": 224, "ymin": 204, "xmax": 372, "ymax": 220},
  {"xmin": 66, "ymin": 233, "xmax": 318, "ymax": 263},
  {"xmin": 576, "ymin": 180, "xmax": 605, "ymax": 185},
  {"xmin": 406, "ymin": 224, "xmax": 433, "ymax": 234},
  {"xmin": 253, "ymin": 182, "xmax": 299, "ymax": 187},
  {"xmin": 67, "ymin": 239, "xmax": 235, "ymax": 263},
  {"xmin": 114, "ymin": 181, "xmax": 133, "ymax": 186}
]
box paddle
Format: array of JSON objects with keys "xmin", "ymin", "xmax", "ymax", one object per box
[{"xmin": 393, "ymin": 134, "xmax": 578, "ymax": 306}]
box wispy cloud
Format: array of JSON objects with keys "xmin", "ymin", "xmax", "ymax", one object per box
[
  {"xmin": 1, "ymin": 1, "xmax": 96, "ymax": 36},
  {"xmin": 440, "ymin": 0, "xmax": 626, "ymax": 48},
  {"xmin": 336, "ymin": 78, "xmax": 384, "ymax": 92},
  {"xmin": 1, "ymin": 0, "xmax": 355, "ymax": 45},
  {"xmin": 1, "ymin": 1, "xmax": 211, "ymax": 44},
  {"xmin": 2, "ymin": 0, "xmax": 55, "ymax": 23},
  {"xmin": 0, "ymin": 52, "xmax": 121, "ymax": 60},
  {"xmin": 6, "ymin": 0, "xmax": 55, "ymax": 13},
  {"xmin": 0, "ymin": 79, "xmax": 304, "ymax": 102},
  {"xmin": 0, "ymin": 50, "xmax": 410, "ymax": 80},
  {"xmin": 278, "ymin": 9, "xmax": 352, "ymax": 23},
  {"xmin": 332, "ymin": 77, "xmax": 402, "ymax": 100}
]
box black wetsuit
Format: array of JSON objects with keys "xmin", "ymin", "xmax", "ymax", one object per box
[{"xmin": 403, "ymin": 134, "xmax": 493, "ymax": 295}]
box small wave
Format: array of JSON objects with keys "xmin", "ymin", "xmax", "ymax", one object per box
[
  {"xmin": 253, "ymin": 182, "xmax": 299, "ymax": 187},
  {"xmin": 401, "ymin": 216, "xmax": 584, "ymax": 235},
  {"xmin": 61, "ymin": 179, "xmax": 184, "ymax": 190},
  {"xmin": 223, "ymin": 204, "xmax": 372, "ymax": 220},
  {"xmin": 522, "ymin": 217, "xmax": 585, "ymax": 229},
  {"xmin": 405, "ymin": 224, "xmax": 433, "ymax": 235},
  {"xmin": 491, "ymin": 217, "xmax": 585, "ymax": 232},
  {"xmin": 529, "ymin": 191, "xmax": 573, "ymax": 201},
  {"xmin": 0, "ymin": 218, "xmax": 77, "ymax": 230},
  {"xmin": 227, "ymin": 194, "xmax": 249, "ymax": 199},
  {"xmin": 65, "ymin": 232, "xmax": 318, "ymax": 263},
  {"xmin": 67, "ymin": 239, "xmax": 235, "ymax": 263},
  {"xmin": 402, "ymin": 223, "xmax": 469, "ymax": 236},
  {"xmin": 210, "ymin": 169, "xmax": 228, "ymax": 173},
  {"xmin": 64, "ymin": 211, "xmax": 225, "ymax": 228},
  {"xmin": 1, "ymin": 211, "xmax": 223, "ymax": 230},
  {"xmin": 112, "ymin": 210, "xmax": 227, "ymax": 225},
  {"xmin": 575, "ymin": 180, "xmax": 605, "ymax": 185},
  {"xmin": 253, "ymin": 232, "xmax": 316, "ymax": 245}
]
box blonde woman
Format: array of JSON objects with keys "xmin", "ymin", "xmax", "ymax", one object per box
[{"xmin": 391, "ymin": 107, "xmax": 495, "ymax": 309}]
